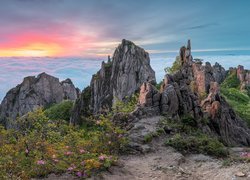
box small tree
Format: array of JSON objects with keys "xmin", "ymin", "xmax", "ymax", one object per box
[{"xmin": 165, "ymin": 56, "xmax": 181, "ymax": 74}]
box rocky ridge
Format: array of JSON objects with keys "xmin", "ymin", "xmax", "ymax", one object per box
[
  {"xmin": 123, "ymin": 40, "xmax": 250, "ymax": 147},
  {"xmin": 70, "ymin": 39, "xmax": 156, "ymax": 124},
  {"xmin": 0, "ymin": 72, "xmax": 79, "ymax": 128}
]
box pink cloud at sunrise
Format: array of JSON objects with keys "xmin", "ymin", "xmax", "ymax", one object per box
[
  {"xmin": 0, "ymin": 28, "xmax": 103, "ymax": 57},
  {"xmin": 0, "ymin": 0, "xmax": 249, "ymax": 58}
]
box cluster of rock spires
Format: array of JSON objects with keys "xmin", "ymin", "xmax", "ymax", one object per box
[
  {"xmin": 0, "ymin": 73, "xmax": 79, "ymax": 128},
  {"xmin": 0, "ymin": 39, "xmax": 249, "ymax": 147},
  {"xmin": 136, "ymin": 40, "xmax": 250, "ymax": 146}
]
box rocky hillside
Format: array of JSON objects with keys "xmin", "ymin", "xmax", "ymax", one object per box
[
  {"xmin": 117, "ymin": 40, "xmax": 250, "ymax": 147},
  {"xmin": 0, "ymin": 72, "xmax": 79, "ymax": 128},
  {"xmin": 70, "ymin": 39, "xmax": 156, "ymax": 124}
]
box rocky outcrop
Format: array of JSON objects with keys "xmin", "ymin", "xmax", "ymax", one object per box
[
  {"xmin": 137, "ymin": 40, "xmax": 250, "ymax": 146},
  {"xmin": 111, "ymin": 39, "xmax": 156, "ymax": 102},
  {"xmin": 70, "ymin": 39, "xmax": 156, "ymax": 124},
  {"xmin": 213, "ymin": 62, "xmax": 226, "ymax": 84},
  {"xmin": 236, "ymin": 65, "xmax": 250, "ymax": 90},
  {"xmin": 0, "ymin": 73, "xmax": 79, "ymax": 128},
  {"xmin": 180, "ymin": 39, "xmax": 192, "ymax": 65},
  {"xmin": 160, "ymin": 84, "xmax": 179, "ymax": 117},
  {"xmin": 139, "ymin": 82, "xmax": 160, "ymax": 108},
  {"xmin": 90, "ymin": 61, "xmax": 113, "ymax": 113}
]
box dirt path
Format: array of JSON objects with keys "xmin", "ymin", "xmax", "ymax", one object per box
[
  {"xmin": 91, "ymin": 139, "xmax": 250, "ymax": 180},
  {"xmin": 44, "ymin": 116, "xmax": 250, "ymax": 180}
]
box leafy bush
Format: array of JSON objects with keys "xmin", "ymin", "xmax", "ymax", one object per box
[
  {"xmin": 45, "ymin": 100, "xmax": 74, "ymax": 122},
  {"xmin": 165, "ymin": 56, "xmax": 181, "ymax": 74},
  {"xmin": 0, "ymin": 109, "xmax": 127, "ymax": 179},
  {"xmin": 221, "ymin": 88, "xmax": 249, "ymax": 104},
  {"xmin": 160, "ymin": 117, "xmax": 228, "ymax": 157},
  {"xmin": 221, "ymin": 87, "xmax": 250, "ymax": 127},
  {"xmin": 166, "ymin": 133, "xmax": 228, "ymax": 157},
  {"xmin": 143, "ymin": 128, "xmax": 165, "ymax": 143},
  {"xmin": 221, "ymin": 71, "xmax": 240, "ymax": 89},
  {"xmin": 112, "ymin": 94, "xmax": 138, "ymax": 114},
  {"xmin": 181, "ymin": 115, "xmax": 197, "ymax": 127},
  {"xmin": 220, "ymin": 70, "xmax": 250, "ymax": 127},
  {"xmin": 155, "ymin": 80, "xmax": 163, "ymax": 90}
]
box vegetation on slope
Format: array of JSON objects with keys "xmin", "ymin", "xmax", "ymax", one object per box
[
  {"xmin": 165, "ymin": 56, "xmax": 181, "ymax": 74},
  {"xmin": 112, "ymin": 94, "xmax": 139, "ymax": 114},
  {"xmin": 0, "ymin": 107, "xmax": 127, "ymax": 179},
  {"xmin": 161, "ymin": 116, "xmax": 228, "ymax": 158},
  {"xmin": 221, "ymin": 71, "xmax": 250, "ymax": 127},
  {"xmin": 44, "ymin": 100, "xmax": 74, "ymax": 122}
]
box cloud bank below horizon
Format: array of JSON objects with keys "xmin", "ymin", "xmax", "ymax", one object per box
[{"xmin": 0, "ymin": 55, "xmax": 250, "ymax": 101}]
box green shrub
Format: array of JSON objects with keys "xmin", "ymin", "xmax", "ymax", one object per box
[
  {"xmin": 165, "ymin": 56, "xmax": 181, "ymax": 74},
  {"xmin": 221, "ymin": 71, "xmax": 240, "ymax": 89},
  {"xmin": 181, "ymin": 115, "xmax": 197, "ymax": 127},
  {"xmin": 155, "ymin": 80, "xmax": 163, "ymax": 90},
  {"xmin": 166, "ymin": 133, "xmax": 228, "ymax": 157},
  {"xmin": 0, "ymin": 109, "xmax": 127, "ymax": 179},
  {"xmin": 143, "ymin": 128, "xmax": 165, "ymax": 143},
  {"xmin": 45, "ymin": 100, "xmax": 74, "ymax": 122},
  {"xmin": 246, "ymin": 86, "xmax": 250, "ymax": 97},
  {"xmin": 221, "ymin": 88, "xmax": 249, "ymax": 104},
  {"xmin": 112, "ymin": 94, "xmax": 138, "ymax": 114},
  {"xmin": 221, "ymin": 87, "xmax": 250, "ymax": 127},
  {"xmin": 161, "ymin": 117, "xmax": 228, "ymax": 158}
]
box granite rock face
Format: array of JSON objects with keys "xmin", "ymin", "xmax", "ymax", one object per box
[
  {"xmin": 139, "ymin": 82, "xmax": 160, "ymax": 108},
  {"xmin": 90, "ymin": 61, "xmax": 113, "ymax": 114},
  {"xmin": 180, "ymin": 39, "xmax": 193, "ymax": 65},
  {"xmin": 70, "ymin": 39, "xmax": 156, "ymax": 124},
  {"xmin": 111, "ymin": 39, "xmax": 156, "ymax": 102},
  {"xmin": 136, "ymin": 40, "xmax": 250, "ymax": 146},
  {"xmin": 0, "ymin": 73, "xmax": 79, "ymax": 128},
  {"xmin": 213, "ymin": 62, "xmax": 226, "ymax": 84}
]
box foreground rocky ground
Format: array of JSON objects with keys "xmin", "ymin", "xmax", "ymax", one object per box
[
  {"xmin": 44, "ymin": 140, "xmax": 250, "ymax": 180},
  {"xmin": 93, "ymin": 142, "xmax": 250, "ymax": 180},
  {"xmin": 91, "ymin": 116, "xmax": 250, "ymax": 180},
  {"xmin": 43, "ymin": 116, "xmax": 250, "ymax": 180}
]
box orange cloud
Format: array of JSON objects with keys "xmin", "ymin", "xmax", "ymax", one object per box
[
  {"xmin": 0, "ymin": 30, "xmax": 104, "ymax": 57},
  {"xmin": 0, "ymin": 43, "xmax": 62, "ymax": 57}
]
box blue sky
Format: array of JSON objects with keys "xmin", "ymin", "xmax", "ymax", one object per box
[
  {"xmin": 0, "ymin": 0, "xmax": 250, "ymax": 100},
  {"xmin": 0, "ymin": 0, "xmax": 249, "ymax": 57}
]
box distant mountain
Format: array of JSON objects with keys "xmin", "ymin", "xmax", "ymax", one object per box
[{"xmin": 0, "ymin": 72, "xmax": 79, "ymax": 128}]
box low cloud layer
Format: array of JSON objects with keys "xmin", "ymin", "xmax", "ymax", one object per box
[{"xmin": 1, "ymin": 55, "xmax": 250, "ymax": 101}]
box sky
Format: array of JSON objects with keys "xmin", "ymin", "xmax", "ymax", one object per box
[
  {"xmin": 0, "ymin": 0, "xmax": 250, "ymax": 57},
  {"xmin": 0, "ymin": 0, "xmax": 250, "ymax": 100}
]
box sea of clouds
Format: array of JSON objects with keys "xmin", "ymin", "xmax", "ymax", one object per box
[{"xmin": 0, "ymin": 55, "xmax": 250, "ymax": 101}]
